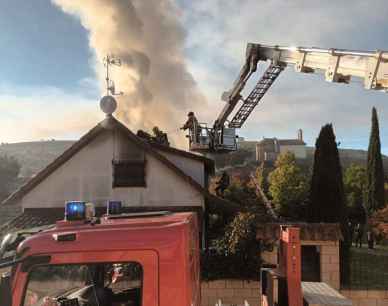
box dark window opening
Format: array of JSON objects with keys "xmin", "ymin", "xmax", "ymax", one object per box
[
  {"xmin": 302, "ymin": 245, "xmax": 321, "ymax": 282},
  {"xmin": 113, "ymin": 160, "xmax": 146, "ymax": 188}
]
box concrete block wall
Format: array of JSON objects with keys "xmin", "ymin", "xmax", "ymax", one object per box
[
  {"xmin": 201, "ymin": 280, "xmax": 261, "ymax": 306},
  {"xmin": 340, "ymin": 289, "xmax": 388, "ymax": 306},
  {"xmin": 262, "ymin": 240, "xmax": 340, "ymax": 290},
  {"xmin": 319, "ymin": 242, "xmax": 340, "ymax": 290},
  {"xmin": 202, "ymin": 280, "xmax": 388, "ymax": 306}
]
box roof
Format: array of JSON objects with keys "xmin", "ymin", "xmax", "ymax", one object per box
[
  {"xmin": 150, "ymin": 142, "xmax": 214, "ymax": 174},
  {"xmin": 2, "ymin": 116, "xmax": 214, "ymax": 206},
  {"xmin": 256, "ymin": 223, "xmax": 343, "ymax": 241},
  {"xmin": 257, "ymin": 138, "xmax": 277, "ymax": 145},
  {"xmin": 278, "ymin": 139, "xmax": 306, "ymax": 146}
]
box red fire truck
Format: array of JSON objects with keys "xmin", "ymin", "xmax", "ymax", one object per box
[{"xmin": 0, "ymin": 202, "xmax": 200, "ymax": 306}]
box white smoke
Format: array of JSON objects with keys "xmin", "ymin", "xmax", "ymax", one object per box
[{"xmin": 52, "ymin": 0, "xmax": 207, "ymax": 147}]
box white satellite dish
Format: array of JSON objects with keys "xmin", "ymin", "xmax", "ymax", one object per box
[{"xmin": 100, "ymin": 95, "xmax": 117, "ymax": 115}]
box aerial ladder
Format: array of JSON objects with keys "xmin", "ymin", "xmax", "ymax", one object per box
[{"xmin": 186, "ymin": 43, "xmax": 388, "ymax": 153}]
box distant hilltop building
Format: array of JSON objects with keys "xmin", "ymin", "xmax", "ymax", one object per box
[
  {"xmin": 256, "ymin": 129, "xmax": 307, "ymax": 162},
  {"xmin": 237, "ymin": 136, "xmax": 245, "ymax": 142}
]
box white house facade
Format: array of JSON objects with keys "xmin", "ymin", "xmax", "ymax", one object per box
[{"xmin": 0, "ymin": 116, "xmax": 214, "ymax": 234}]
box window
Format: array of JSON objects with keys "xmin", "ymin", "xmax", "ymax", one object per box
[
  {"xmin": 113, "ymin": 160, "xmax": 146, "ymax": 187},
  {"xmin": 23, "ymin": 262, "xmax": 143, "ymax": 306}
]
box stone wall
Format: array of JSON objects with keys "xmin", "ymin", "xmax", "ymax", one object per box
[
  {"xmin": 201, "ymin": 280, "xmax": 261, "ymax": 306},
  {"xmin": 340, "ymin": 289, "xmax": 388, "ymax": 306}
]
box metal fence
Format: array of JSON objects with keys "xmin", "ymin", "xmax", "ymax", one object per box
[{"xmin": 342, "ymin": 248, "xmax": 388, "ymax": 289}]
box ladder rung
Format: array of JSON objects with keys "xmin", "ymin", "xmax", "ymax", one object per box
[{"xmin": 229, "ymin": 64, "xmax": 284, "ymax": 128}]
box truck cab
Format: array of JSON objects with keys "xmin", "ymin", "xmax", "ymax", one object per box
[{"xmin": 1, "ymin": 207, "xmax": 200, "ymax": 306}]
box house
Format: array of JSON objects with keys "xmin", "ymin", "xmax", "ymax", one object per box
[
  {"xmin": 256, "ymin": 129, "xmax": 307, "ymax": 162},
  {"xmin": 0, "ymin": 115, "xmax": 214, "ymax": 239}
]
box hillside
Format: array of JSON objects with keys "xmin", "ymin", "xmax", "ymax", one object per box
[
  {"xmin": 0, "ymin": 140, "xmax": 75, "ymax": 177},
  {"xmin": 1, "ymin": 139, "xmax": 387, "ymax": 183},
  {"xmin": 215, "ymin": 141, "xmax": 388, "ymax": 175}
]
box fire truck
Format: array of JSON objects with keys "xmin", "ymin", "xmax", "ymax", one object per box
[
  {"xmin": 185, "ymin": 43, "xmax": 388, "ymax": 153},
  {"xmin": 0, "ymin": 202, "xmax": 350, "ymax": 306},
  {"xmin": 0, "ymin": 202, "xmax": 200, "ymax": 306}
]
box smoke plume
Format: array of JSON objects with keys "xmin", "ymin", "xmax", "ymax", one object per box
[{"xmin": 52, "ymin": 0, "xmax": 207, "ymax": 146}]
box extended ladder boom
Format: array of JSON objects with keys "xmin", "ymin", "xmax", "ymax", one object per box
[
  {"xmin": 218, "ymin": 43, "xmax": 388, "ymax": 129},
  {"xmin": 187, "ymin": 43, "xmax": 388, "ymax": 154}
]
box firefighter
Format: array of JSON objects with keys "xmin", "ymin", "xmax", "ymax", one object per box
[
  {"xmin": 354, "ymin": 223, "xmax": 363, "ymax": 248},
  {"xmin": 181, "ymin": 112, "xmax": 200, "ymax": 143},
  {"xmin": 367, "ymin": 230, "xmax": 375, "ymax": 249},
  {"xmin": 215, "ymin": 171, "xmax": 230, "ymax": 197},
  {"xmin": 152, "ymin": 126, "xmax": 170, "ymax": 146}
]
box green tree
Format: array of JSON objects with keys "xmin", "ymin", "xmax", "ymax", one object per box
[
  {"xmin": 0, "ymin": 155, "xmax": 21, "ymax": 201},
  {"xmin": 365, "ymin": 107, "xmax": 385, "ymax": 214},
  {"xmin": 308, "ymin": 124, "xmax": 351, "ymax": 284},
  {"xmin": 268, "ymin": 152, "xmax": 308, "ymax": 219},
  {"xmin": 344, "ymin": 164, "xmax": 367, "ymax": 224},
  {"xmin": 223, "ymin": 177, "xmax": 258, "ymax": 210},
  {"xmin": 255, "ymin": 162, "xmax": 272, "ymax": 195},
  {"xmin": 308, "ymin": 124, "xmax": 346, "ymax": 223}
]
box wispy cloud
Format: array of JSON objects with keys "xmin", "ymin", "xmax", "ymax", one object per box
[{"xmin": 0, "ymin": 83, "xmax": 103, "ymax": 142}]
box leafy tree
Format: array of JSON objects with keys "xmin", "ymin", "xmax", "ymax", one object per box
[
  {"xmin": 365, "ymin": 107, "xmax": 385, "ymax": 214},
  {"xmin": 204, "ymin": 175, "xmax": 266, "ymax": 280},
  {"xmin": 308, "ymin": 124, "xmax": 346, "ymax": 223},
  {"xmin": 223, "ymin": 177, "xmax": 258, "ymax": 210},
  {"xmin": 370, "ymin": 206, "xmax": 388, "ymax": 243},
  {"xmin": 0, "ymin": 155, "xmax": 20, "ymax": 201},
  {"xmin": 344, "ymin": 164, "xmax": 366, "ymax": 196},
  {"xmin": 268, "ymin": 152, "xmax": 308, "ymax": 219},
  {"xmin": 203, "ymin": 212, "xmax": 261, "ymax": 280},
  {"xmin": 344, "ymin": 164, "xmax": 366, "ymax": 224},
  {"xmin": 255, "ymin": 162, "xmax": 272, "ymax": 196}
]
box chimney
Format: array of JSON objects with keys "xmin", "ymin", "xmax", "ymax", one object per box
[{"xmin": 298, "ymin": 129, "xmax": 303, "ymax": 141}]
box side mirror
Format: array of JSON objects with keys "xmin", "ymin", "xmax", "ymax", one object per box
[
  {"xmin": 0, "ymin": 272, "xmax": 12, "ymax": 306},
  {"xmin": 0, "ymin": 233, "xmax": 18, "ymax": 259}
]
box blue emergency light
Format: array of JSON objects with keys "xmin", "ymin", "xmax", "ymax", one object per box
[
  {"xmin": 107, "ymin": 200, "xmax": 122, "ymax": 215},
  {"xmin": 65, "ymin": 201, "xmax": 86, "ymax": 221}
]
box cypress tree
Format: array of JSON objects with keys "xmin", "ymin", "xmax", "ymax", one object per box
[
  {"xmin": 365, "ymin": 107, "xmax": 385, "ymax": 214},
  {"xmin": 309, "ymin": 124, "xmax": 350, "ymax": 285},
  {"xmin": 308, "ymin": 124, "xmax": 346, "ymax": 223}
]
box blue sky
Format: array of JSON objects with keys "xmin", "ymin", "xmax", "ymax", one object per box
[
  {"xmin": 1, "ymin": 0, "xmax": 388, "ymax": 154},
  {"xmin": 0, "ymin": 0, "xmax": 92, "ymax": 90}
]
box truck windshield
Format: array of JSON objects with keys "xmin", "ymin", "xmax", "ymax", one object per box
[{"xmin": 23, "ymin": 262, "xmax": 142, "ymax": 306}]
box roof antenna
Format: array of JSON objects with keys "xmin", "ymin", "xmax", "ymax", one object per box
[
  {"xmin": 100, "ymin": 54, "xmax": 123, "ymax": 117},
  {"xmin": 103, "ymin": 54, "xmax": 123, "ymax": 96}
]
